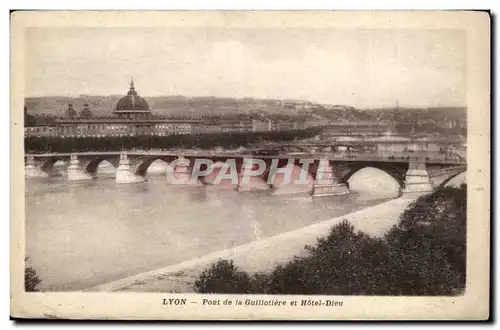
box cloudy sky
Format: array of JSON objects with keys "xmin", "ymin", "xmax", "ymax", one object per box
[{"xmin": 25, "ymin": 27, "xmax": 465, "ymax": 108}]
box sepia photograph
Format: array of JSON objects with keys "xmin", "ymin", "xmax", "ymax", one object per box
[{"xmin": 10, "ymin": 10, "xmax": 490, "ymax": 320}]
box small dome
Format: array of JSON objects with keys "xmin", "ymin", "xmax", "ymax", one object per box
[
  {"xmin": 66, "ymin": 100, "xmax": 77, "ymax": 118},
  {"xmin": 115, "ymin": 78, "xmax": 150, "ymax": 111},
  {"xmin": 80, "ymin": 103, "xmax": 93, "ymax": 118}
]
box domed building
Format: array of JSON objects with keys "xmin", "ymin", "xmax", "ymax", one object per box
[
  {"xmin": 26, "ymin": 78, "xmax": 287, "ymax": 138},
  {"xmin": 34, "ymin": 78, "xmax": 206, "ymax": 138},
  {"xmin": 113, "ymin": 78, "xmax": 151, "ymax": 120}
]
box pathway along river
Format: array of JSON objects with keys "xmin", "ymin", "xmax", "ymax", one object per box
[{"xmin": 25, "ymin": 161, "xmax": 465, "ymax": 291}]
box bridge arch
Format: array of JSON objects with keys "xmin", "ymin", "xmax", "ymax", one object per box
[
  {"xmin": 346, "ymin": 166, "xmax": 403, "ymax": 197},
  {"xmin": 436, "ymin": 167, "xmax": 467, "ymax": 188},
  {"xmin": 39, "ymin": 157, "xmax": 67, "ymax": 175},
  {"xmin": 339, "ymin": 163, "xmax": 408, "ymax": 189},
  {"xmin": 84, "ymin": 157, "xmax": 120, "ymax": 176},
  {"xmin": 133, "ymin": 156, "xmax": 176, "ymax": 176}
]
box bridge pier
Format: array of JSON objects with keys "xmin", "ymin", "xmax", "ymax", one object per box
[
  {"xmin": 25, "ymin": 155, "xmax": 49, "ymax": 178},
  {"xmin": 116, "ymin": 153, "xmax": 146, "ymax": 184},
  {"xmin": 237, "ymin": 158, "xmax": 270, "ymax": 192},
  {"xmin": 313, "ymin": 159, "xmax": 349, "ymax": 197},
  {"xmin": 168, "ymin": 156, "xmax": 202, "ymax": 187},
  {"xmin": 67, "ymin": 154, "xmax": 93, "ymax": 181},
  {"xmin": 401, "ymin": 162, "xmax": 433, "ymax": 197}
]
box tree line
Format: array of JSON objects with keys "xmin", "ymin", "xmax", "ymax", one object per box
[
  {"xmin": 24, "ymin": 128, "xmax": 321, "ymax": 153},
  {"xmin": 195, "ymin": 185, "xmax": 467, "ymax": 295}
]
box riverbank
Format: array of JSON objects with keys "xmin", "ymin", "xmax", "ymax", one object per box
[{"xmin": 88, "ymin": 196, "xmax": 416, "ymax": 293}]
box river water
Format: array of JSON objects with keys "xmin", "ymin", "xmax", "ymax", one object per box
[{"xmin": 25, "ymin": 162, "xmax": 465, "ymax": 291}]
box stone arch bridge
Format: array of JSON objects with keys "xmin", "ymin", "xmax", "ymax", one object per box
[{"xmin": 25, "ymin": 149, "xmax": 466, "ymax": 197}]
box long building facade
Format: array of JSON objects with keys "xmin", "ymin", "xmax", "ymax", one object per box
[{"xmin": 25, "ymin": 79, "xmax": 295, "ymax": 138}]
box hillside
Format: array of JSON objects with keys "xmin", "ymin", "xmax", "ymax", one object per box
[
  {"xmin": 24, "ymin": 96, "xmax": 467, "ymax": 133},
  {"xmin": 25, "ymin": 95, "xmax": 285, "ymax": 118}
]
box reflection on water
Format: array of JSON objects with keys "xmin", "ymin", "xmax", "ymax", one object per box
[{"xmin": 26, "ymin": 165, "xmax": 465, "ymax": 292}]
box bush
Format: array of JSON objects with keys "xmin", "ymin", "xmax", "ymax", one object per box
[
  {"xmin": 385, "ymin": 185, "xmax": 467, "ymax": 295},
  {"xmin": 265, "ymin": 221, "xmax": 392, "ymax": 295},
  {"xmin": 195, "ymin": 221, "xmax": 394, "ymax": 295},
  {"xmin": 25, "ymin": 262, "xmax": 41, "ymax": 292},
  {"xmin": 194, "ymin": 260, "xmax": 252, "ymax": 294},
  {"xmin": 194, "ymin": 186, "xmax": 467, "ymax": 295}
]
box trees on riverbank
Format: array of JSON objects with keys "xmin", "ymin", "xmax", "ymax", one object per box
[
  {"xmin": 194, "ymin": 185, "xmax": 467, "ymax": 295},
  {"xmin": 25, "ymin": 258, "xmax": 41, "ymax": 292},
  {"xmin": 24, "ymin": 128, "xmax": 321, "ymax": 153}
]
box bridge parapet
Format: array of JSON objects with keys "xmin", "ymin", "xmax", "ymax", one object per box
[{"xmin": 25, "ymin": 148, "xmax": 465, "ymax": 166}]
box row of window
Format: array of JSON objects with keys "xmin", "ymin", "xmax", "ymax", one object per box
[
  {"xmin": 26, "ymin": 126, "xmax": 194, "ymax": 133},
  {"xmin": 155, "ymin": 124, "xmax": 192, "ymax": 129},
  {"xmin": 27, "ymin": 127, "xmax": 53, "ymax": 132},
  {"xmin": 25, "ymin": 122, "xmax": 296, "ymax": 136}
]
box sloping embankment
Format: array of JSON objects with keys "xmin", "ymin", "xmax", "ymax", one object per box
[{"xmin": 88, "ymin": 197, "xmax": 415, "ymax": 293}]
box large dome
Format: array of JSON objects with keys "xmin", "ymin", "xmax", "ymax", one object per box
[{"xmin": 114, "ymin": 78, "xmax": 150, "ymax": 111}]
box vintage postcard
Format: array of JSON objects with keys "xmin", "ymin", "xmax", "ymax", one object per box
[{"xmin": 10, "ymin": 11, "xmax": 490, "ymax": 320}]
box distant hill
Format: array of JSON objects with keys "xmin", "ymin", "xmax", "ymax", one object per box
[
  {"xmin": 26, "ymin": 95, "xmax": 128, "ymax": 117},
  {"xmin": 24, "ymin": 95, "xmax": 285, "ymax": 118},
  {"xmin": 364, "ymin": 106, "xmax": 467, "ymax": 124},
  {"xmin": 24, "ymin": 96, "xmax": 467, "ymax": 133}
]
